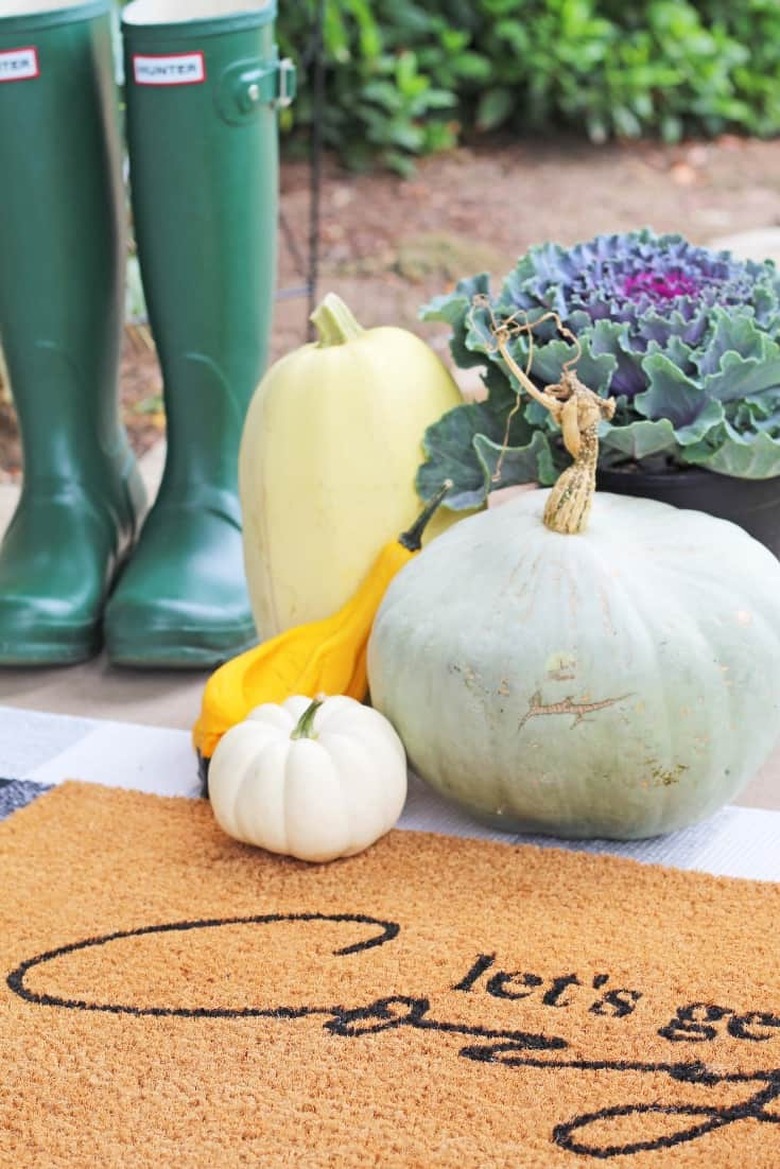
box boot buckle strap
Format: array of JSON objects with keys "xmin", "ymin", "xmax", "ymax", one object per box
[
  {"xmin": 217, "ymin": 56, "xmax": 296, "ymax": 124},
  {"xmin": 275, "ymin": 58, "xmax": 296, "ymax": 109}
]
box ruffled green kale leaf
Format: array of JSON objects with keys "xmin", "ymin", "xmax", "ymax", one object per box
[
  {"xmin": 695, "ymin": 308, "xmax": 779, "ymax": 375},
  {"xmin": 473, "ymin": 429, "xmax": 560, "ymax": 491},
  {"xmin": 416, "ymin": 388, "xmax": 539, "ymax": 509},
  {"xmin": 683, "ymin": 426, "xmax": 780, "ymax": 478},
  {"xmin": 526, "ymin": 338, "xmax": 616, "ymax": 397},
  {"xmin": 702, "ymin": 349, "xmax": 780, "ymax": 404},
  {"xmin": 421, "ymin": 274, "xmax": 492, "ymax": 369},
  {"xmin": 599, "ymin": 417, "xmax": 679, "ymax": 461},
  {"xmin": 635, "ymin": 353, "xmax": 719, "ymax": 428},
  {"xmin": 416, "ymin": 399, "xmax": 514, "ymax": 509}
]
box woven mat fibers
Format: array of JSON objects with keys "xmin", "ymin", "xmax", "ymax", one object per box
[{"xmin": 2, "ymin": 782, "xmax": 779, "ymax": 1168}]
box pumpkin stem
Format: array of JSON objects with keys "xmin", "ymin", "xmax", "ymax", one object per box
[
  {"xmin": 310, "ymin": 293, "xmax": 366, "ymax": 347},
  {"xmin": 398, "ymin": 480, "xmax": 453, "ymax": 551},
  {"xmin": 291, "ymin": 697, "xmax": 324, "ymax": 740},
  {"xmin": 491, "ymin": 327, "xmax": 616, "ymax": 535}
]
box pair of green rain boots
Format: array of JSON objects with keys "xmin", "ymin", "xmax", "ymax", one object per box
[{"xmin": 0, "ymin": 0, "xmax": 293, "ymax": 668}]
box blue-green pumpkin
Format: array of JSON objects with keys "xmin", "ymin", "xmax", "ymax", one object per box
[{"xmin": 367, "ymin": 488, "xmax": 780, "ymax": 840}]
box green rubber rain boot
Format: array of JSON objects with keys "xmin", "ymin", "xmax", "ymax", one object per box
[
  {"xmin": 104, "ymin": 0, "xmax": 293, "ymax": 668},
  {"xmin": 0, "ymin": 0, "xmax": 146, "ymax": 665}
]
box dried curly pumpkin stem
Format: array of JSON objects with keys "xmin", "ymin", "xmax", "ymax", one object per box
[{"xmin": 475, "ymin": 298, "xmax": 616, "ymax": 535}]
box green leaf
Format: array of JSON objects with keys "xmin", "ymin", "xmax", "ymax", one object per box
[
  {"xmin": 701, "ymin": 348, "xmax": 780, "ymax": 404},
  {"xmin": 420, "ymin": 274, "xmax": 494, "ymax": 369},
  {"xmin": 634, "ymin": 353, "xmax": 708, "ymax": 426},
  {"xmin": 733, "ymin": 388, "xmax": 780, "ymax": 424},
  {"xmin": 474, "ymin": 429, "xmax": 560, "ymax": 491},
  {"xmin": 528, "ymin": 338, "xmax": 617, "ymax": 396},
  {"xmin": 421, "ymin": 89, "xmax": 459, "ymax": 110},
  {"xmin": 672, "ymin": 397, "xmax": 726, "ymax": 445},
  {"xmin": 588, "ymin": 319, "xmax": 647, "ymax": 396},
  {"xmin": 599, "ymin": 417, "xmax": 679, "ymax": 460},
  {"xmin": 416, "ymin": 394, "xmax": 534, "ymax": 509},
  {"xmin": 696, "ymin": 308, "xmax": 780, "ymax": 373},
  {"xmin": 381, "ymin": 120, "xmax": 425, "ymax": 151},
  {"xmin": 474, "ymin": 86, "xmax": 515, "ymax": 131},
  {"xmin": 683, "ymin": 427, "xmax": 780, "ymax": 478},
  {"xmin": 450, "ymin": 51, "xmax": 492, "ymax": 82},
  {"xmin": 361, "ymin": 80, "xmax": 402, "ymax": 111},
  {"xmin": 612, "ymin": 106, "xmax": 643, "ymax": 138},
  {"xmin": 416, "ymin": 400, "xmax": 507, "ymax": 510}
]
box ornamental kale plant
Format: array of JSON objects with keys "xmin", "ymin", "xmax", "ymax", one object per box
[{"xmin": 418, "ymin": 229, "xmax": 780, "ymax": 511}]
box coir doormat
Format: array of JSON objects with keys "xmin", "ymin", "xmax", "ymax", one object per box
[{"xmin": 2, "ymin": 783, "xmax": 779, "ymax": 1168}]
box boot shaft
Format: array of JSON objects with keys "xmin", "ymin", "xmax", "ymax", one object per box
[
  {"xmin": 0, "ymin": 0, "xmax": 145, "ymax": 665},
  {"xmin": 121, "ymin": 0, "xmax": 291, "ymax": 494},
  {"xmin": 0, "ymin": 0, "xmax": 128, "ymax": 480},
  {"xmin": 101, "ymin": 2, "xmax": 292, "ymax": 667}
]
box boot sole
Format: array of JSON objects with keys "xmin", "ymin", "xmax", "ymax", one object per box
[
  {"xmin": 0, "ymin": 628, "xmax": 101, "ymax": 667},
  {"xmin": 106, "ymin": 628, "xmax": 258, "ymax": 671}
]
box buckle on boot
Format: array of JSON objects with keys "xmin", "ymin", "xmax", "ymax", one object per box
[
  {"xmin": 217, "ymin": 56, "xmax": 296, "ymax": 124},
  {"xmin": 275, "ymin": 58, "xmax": 296, "ymax": 109}
]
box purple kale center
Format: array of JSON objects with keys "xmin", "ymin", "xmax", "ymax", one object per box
[{"xmin": 621, "ymin": 269, "xmax": 701, "ymax": 302}]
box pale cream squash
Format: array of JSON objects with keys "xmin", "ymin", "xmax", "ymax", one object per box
[{"xmin": 238, "ymin": 293, "xmax": 463, "ymax": 638}]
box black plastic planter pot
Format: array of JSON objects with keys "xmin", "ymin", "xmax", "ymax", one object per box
[{"xmin": 596, "ymin": 467, "xmax": 780, "ymax": 559}]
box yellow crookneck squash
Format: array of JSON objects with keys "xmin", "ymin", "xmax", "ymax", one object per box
[
  {"xmin": 238, "ymin": 292, "xmax": 464, "ymax": 639},
  {"xmin": 193, "ymin": 483, "xmax": 451, "ymax": 773}
]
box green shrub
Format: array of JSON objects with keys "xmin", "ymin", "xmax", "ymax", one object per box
[
  {"xmin": 277, "ymin": 0, "xmax": 468, "ymax": 173},
  {"xmin": 277, "ymin": 0, "xmax": 780, "ymax": 171}
]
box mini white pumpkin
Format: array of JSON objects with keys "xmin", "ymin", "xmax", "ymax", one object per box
[{"xmin": 207, "ymin": 694, "xmax": 408, "ymax": 862}]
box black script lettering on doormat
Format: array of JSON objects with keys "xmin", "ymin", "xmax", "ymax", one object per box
[{"xmin": 7, "ymin": 911, "xmax": 780, "ymax": 1159}]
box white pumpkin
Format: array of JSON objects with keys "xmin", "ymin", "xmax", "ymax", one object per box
[
  {"xmin": 367, "ymin": 489, "xmax": 780, "ymax": 840},
  {"xmin": 208, "ymin": 694, "xmax": 408, "ymax": 862}
]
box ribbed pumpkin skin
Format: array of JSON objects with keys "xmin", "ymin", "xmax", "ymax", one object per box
[{"xmin": 367, "ymin": 490, "xmax": 780, "ymax": 840}]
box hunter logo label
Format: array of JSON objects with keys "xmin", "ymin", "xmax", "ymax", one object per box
[
  {"xmin": 0, "ymin": 47, "xmax": 39, "ymax": 83},
  {"xmin": 2, "ymin": 783, "xmax": 779, "ymax": 1166},
  {"xmin": 132, "ymin": 52, "xmax": 206, "ymax": 86}
]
